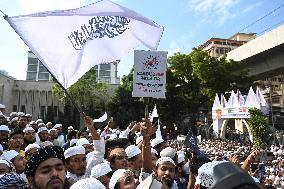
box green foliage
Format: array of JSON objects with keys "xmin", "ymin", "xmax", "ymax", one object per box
[
  {"xmin": 52, "ymin": 67, "xmax": 110, "ymax": 127},
  {"xmin": 247, "ymin": 108, "xmax": 270, "ymax": 149},
  {"xmin": 108, "ymin": 69, "xmax": 144, "ymax": 129},
  {"xmin": 191, "ymin": 48, "xmax": 253, "ymax": 101}
]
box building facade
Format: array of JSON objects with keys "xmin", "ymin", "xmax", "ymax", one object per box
[
  {"xmin": 27, "ymin": 51, "xmax": 120, "ymax": 84},
  {"xmin": 26, "ymin": 51, "xmax": 51, "ymax": 81},
  {"xmin": 199, "ymin": 33, "xmax": 256, "ymax": 58},
  {"xmin": 0, "ymin": 72, "xmax": 63, "ymax": 120},
  {"xmin": 94, "ymin": 60, "xmax": 120, "ymax": 84}
]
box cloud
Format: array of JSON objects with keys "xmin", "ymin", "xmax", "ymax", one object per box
[
  {"xmin": 241, "ymin": 1, "xmax": 262, "ymax": 14},
  {"xmin": 187, "ymin": 0, "xmax": 240, "ymax": 25},
  {"xmin": 167, "ymin": 34, "xmax": 194, "ymax": 56}
]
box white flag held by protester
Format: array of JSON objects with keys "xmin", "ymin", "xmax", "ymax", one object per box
[
  {"xmin": 5, "ymin": 0, "xmax": 164, "ymax": 89},
  {"xmin": 93, "ymin": 112, "xmax": 107, "ymax": 123}
]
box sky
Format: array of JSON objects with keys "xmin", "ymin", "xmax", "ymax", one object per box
[{"xmin": 0, "ymin": 0, "xmax": 284, "ymax": 80}]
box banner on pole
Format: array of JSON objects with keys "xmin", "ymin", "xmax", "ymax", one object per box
[
  {"xmin": 132, "ymin": 50, "xmax": 167, "ymax": 98},
  {"xmin": 5, "ymin": 0, "xmax": 164, "ymax": 89}
]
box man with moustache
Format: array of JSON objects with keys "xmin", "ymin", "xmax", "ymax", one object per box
[
  {"xmin": 25, "ymin": 145, "xmax": 73, "ymax": 189},
  {"xmin": 64, "ymin": 146, "xmax": 87, "ymax": 182},
  {"xmin": 8, "ymin": 129, "xmax": 25, "ymax": 157},
  {"xmin": 23, "ymin": 127, "xmax": 36, "ymax": 149},
  {"xmin": 155, "ymin": 157, "xmax": 178, "ymax": 189}
]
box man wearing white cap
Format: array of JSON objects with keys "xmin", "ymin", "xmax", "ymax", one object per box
[
  {"xmin": 18, "ymin": 115, "xmax": 28, "ymax": 131},
  {"xmin": 91, "ymin": 162, "xmax": 112, "ymax": 188},
  {"xmin": 1, "ymin": 150, "xmax": 27, "ymax": 180},
  {"xmin": 0, "ymin": 104, "xmax": 5, "ymax": 115},
  {"xmin": 109, "ymin": 169, "xmax": 136, "ymax": 189},
  {"xmin": 125, "ymin": 145, "xmax": 142, "ymax": 176},
  {"xmin": 154, "ymin": 157, "xmax": 178, "ymax": 189},
  {"xmin": 8, "ymin": 129, "xmax": 25, "ymax": 157},
  {"xmin": 49, "ymin": 128, "xmax": 60, "ymax": 146},
  {"xmin": 23, "ymin": 127, "xmax": 36, "ymax": 149},
  {"xmin": 65, "ymin": 146, "xmax": 87, "ymax": 181},
  {"xmin": 36, "ymin": 127, "xmax": 49, "ymax": 146},
  {"xmin": 53, "ymin": 124, "xmax": 66, "ymax": 146},
  {"xmin": 0, "ymin": 125, "xmax": 9, "ymax": 150},
  {"xmin": 0, "ymin": 113, "xmax": 6, "ymax": 125}
]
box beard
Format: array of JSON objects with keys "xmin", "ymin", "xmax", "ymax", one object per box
[
  {"xmin": 24, "ymin": 138, "xmax": 36, "ymax": 144},
  {"xmin": 34, "ymin": 176, "xmax": 64, "ymax": 189},
  {"xmin": 162, "ymin": 177, "xmax": 174, "ymax": 188}
]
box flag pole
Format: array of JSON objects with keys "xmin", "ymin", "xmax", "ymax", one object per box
[
  {"xmin": 3, "ymin": 14, "xmax": 86, "ymax": 117},
  {"xmin": 144, "ymin": 97, "xmax": 150, "ymax": 119}
]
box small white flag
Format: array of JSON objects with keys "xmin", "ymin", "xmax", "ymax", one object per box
[
  {"xmin": 6, "ymin": 0, "xmax": 164, "ymax": 89},
  {"xmin": 93, "ymin": 112, "xmax": 107, "ymax": 123}
]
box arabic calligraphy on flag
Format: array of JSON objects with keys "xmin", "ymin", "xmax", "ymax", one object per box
[
  {"xmin": 5, "ymin": 0, "xmax": 164, "ymax": 89},
  {"xmin": 132, "ymin": 50, "xmax": 167, "ymax": 98}
]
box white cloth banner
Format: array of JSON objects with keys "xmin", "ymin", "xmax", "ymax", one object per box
[
  {"xmin": 6, "ymin": 0, "xmax": 164, "ymax": 89},
  {"xmin": 93, "ymin": 112, "xmax": 107, "ymax": 123},
  {"xmin": 132, "ymin": 50, "xmax": 167, "ymax": 98}
]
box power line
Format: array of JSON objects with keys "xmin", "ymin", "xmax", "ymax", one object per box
[
  {"xmin": 238, "ymin": 3, "xmax": 284, "ymax": 33},
  {"xmin": 258, "ymin": 20, "xmax": 284, "ymax": 35}
]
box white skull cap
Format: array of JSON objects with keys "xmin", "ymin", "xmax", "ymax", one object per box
[
  {"xmin": 198, "ymin": 161, "xmax": 227, "ymax": 187},
  {"xmin": 76, "ymin": 138, "xmax": 90, "ymax": 146},
  {"xmin": 109, "ymin": 169, "xmax": 129, "ymax": 189},
  {"xmin": 70, "ymin": 178, "xmax": 105, "ymax": 189},
  {"xmin": 1, "ymin": 150, "xmax": 19, "ymax": 162},
  {"xmin": 156, "ymin": 157, "xmax": 175, "ymax": 166},
  {"xmin": 53, "ymin": 124, "xmax": 62, "ymax": 129},
  {"xmin": 70, "ymin": 139, "xmax": 79, "ymax": 147},
  {"xmin": 0, "ymin": 159, "xmax": 10, "ymax": 168},
  {"xmin": 23, "ymin": 127, "xmax": 35, "ymax": 133},
  {"xmin": 37, "ymin": 127, "xmax": 48, "ymax": 134},
  {"xmin": 125, "ymin": 145, "xmax": 141, "ymax": 159},
  {"xmin": 150, "ymin": 137, "xmax": 164, "ymax": 148},
  {"xmin": 160, "ymin": 147, "xmax": 176, "ymax": 159},
  {"xmin": 25, "ymin": 143, "xmax": 40, "ymax": 152},
  {"xmin": 91, "ymin": 162, "xmax": 112, "ymax": 179},
  {"xmin": 64, "ymin": 146, "xmax": 85, "ymax": 159},
  {"xmin": 0, "ymin": 125, "xmax": 10, "ymax": 132}
]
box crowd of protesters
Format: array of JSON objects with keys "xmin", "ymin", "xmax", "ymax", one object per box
[{"xmin": 0, "ymin": 104, "xmax": 282, "ymax": 189}]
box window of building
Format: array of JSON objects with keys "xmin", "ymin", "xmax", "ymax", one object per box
[
  {"xmin": 39, "ymin": 64, "xmax": 48, "ymax": 72},
  {"xmin": 26, "ymin": 72, "xmax": 37, "ymax": 80},
  {"xmin": 40, "ymin": 106, "xmax": 46, "ymax": 118},
  {"xmin": 272, "ymin": 97, "xmax": 280, "ymax": 104},
  {"xmin": 21, "ymin": 105, "xmax": 25, "ymax": 113},
  {"xmin": 54, "ymin": 106, "xmax": 58, "ymax": 117},
  {"xmin": 100, "ymin": 64, "xmax": 111, "ymax": 71},
  {"xmin": 28, "ymin": 65, "xmax": 37, "ymax": 72},
  {"xmin": 38, "ymin": 73, "xmax": 49, "ymax": 80},
  {"xmin": 99, "ymin": 70, "xmax": 110, "ymax": 77},
  {"xmin": 28, "ymin": 58, "xmax": 38, "ymax": 65},
  {"xmin": 13, "ymin": 105, "xmax": 17, "ymax": 112}
]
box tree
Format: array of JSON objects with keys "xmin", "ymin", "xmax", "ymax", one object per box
[
  {"xmin": 247, "ymin": 108, "xmax": 270, "ymax": 149},
  {"xmin": 52, "ymin": 67, "xmax": 109, "ymax": 128},
  {"xmin": 191, "ymin": 48, "xmax": 253, "ymax": 101},
  {"xmin": 108, "ymin": 68, "xmax": 145, "ymax": 129}
]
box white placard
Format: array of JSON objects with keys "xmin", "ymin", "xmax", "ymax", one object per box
[{"xmin": 133, "ymin": 50, "xmax": 167, "ymax": 98}]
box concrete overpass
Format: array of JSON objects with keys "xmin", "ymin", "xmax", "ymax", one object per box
[{"xmin": 226, "ymin": 24, "xmax": 284, "ymax": 78}]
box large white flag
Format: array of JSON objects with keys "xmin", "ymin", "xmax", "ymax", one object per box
[{"xmin": 6, "ymin": 0, "xmax": 164, "ymax": 89}]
